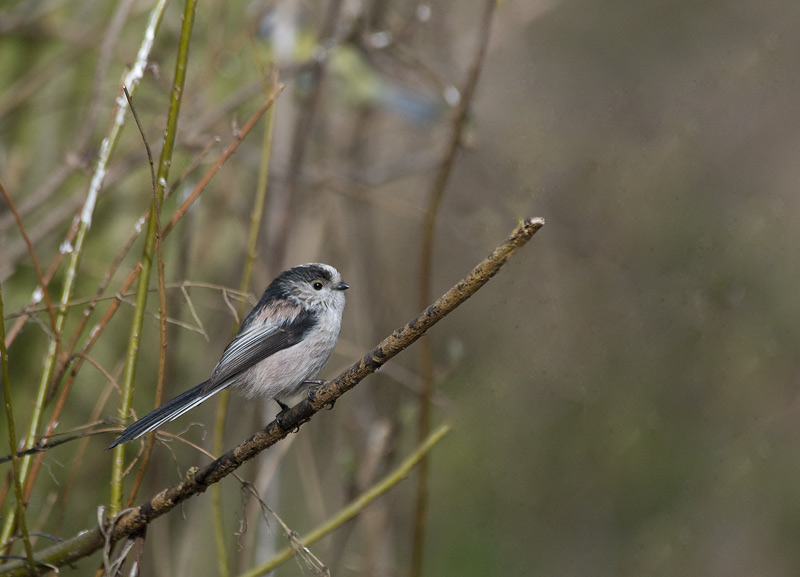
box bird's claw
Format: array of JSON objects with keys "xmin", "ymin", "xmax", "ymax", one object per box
[
  {"xmin": 306, "ymin": 381, "xmax": 335, "ymax": 410},
  {"xmin": 275, "ymin": 400, "xmax": 298, "ymax": 432}
]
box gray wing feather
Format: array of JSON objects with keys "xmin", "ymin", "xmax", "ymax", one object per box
[
  {"xmin": 107, "ymin": 307, "xmax": 316, "ymax": 448},
  {"xmin": 202, "ymin": 308, "xmax": 316, "ymax": 394}
]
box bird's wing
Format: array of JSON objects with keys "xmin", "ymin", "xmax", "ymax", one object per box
[
  {"xmin": 202, "ymin": 308, "xmax": 317, "ymax": 394},
  {"xmin": 107, "ymin": 306, "xmax": 318, "ymax": 449}
]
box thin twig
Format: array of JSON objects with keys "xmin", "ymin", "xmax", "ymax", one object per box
[
  {"xmin": 163, "ymin": 85, "xmax": 284, "ymax": 236},
  {"xmin": 0, "ymin": 427, "xmax": 122, "ymax": 465},
  {"xmin": 265, "ymin": 0, "xmax": 346, "ymax": 275},
  {"xmin": 0, "ymin": 180, "xmax": 60, "ymax": 356},
  {"xmin": 0, "ymin": 282, "xmax": 36, "ymax": 572},
  {"xmin": 121, "ymin": 84, "xmax": 168, "ymax": 508},
  {"xmin": 109, "ymin": 0, "xmax": 196, "ymax": 516}
]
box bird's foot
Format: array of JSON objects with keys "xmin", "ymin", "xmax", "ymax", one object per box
[
  {"xmin": 275, "ymin": 399, "xmax": 298, "ymax": 432},
  {"xmin": 306, "ymin": 380, "xmax": 335, "ymax": 410}
]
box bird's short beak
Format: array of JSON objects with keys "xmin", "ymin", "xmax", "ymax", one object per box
[{"xmin": 336, "ymin": 282, "xmax": 350, "ymax": 291}]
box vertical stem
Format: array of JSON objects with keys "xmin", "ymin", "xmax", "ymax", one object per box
[
  {"xmin": 123, "ymin": 85, "xmax": 168, "ymax": 509},
  {"xmin": 265, "ymin": 0, "xmax": 344, "ymax": 275},
  {"xmin": 410, "ymin": 2, "xmax": 497, "ymax": 576},
  {"xmin": 109, "ymin": 0, "xmax": 197, "ymax": 515},
  {"xmin": 210, "ymin": 62, "xmax": 280, "ymax": 577},
  {"xmin": 0, "ymin": 283, "xmax": 36, "ymax": 570}
]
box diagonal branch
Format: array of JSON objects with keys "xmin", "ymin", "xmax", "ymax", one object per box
[{"xmin": 0, "ymin": 217, "xmax": 544, "ymax": 577}]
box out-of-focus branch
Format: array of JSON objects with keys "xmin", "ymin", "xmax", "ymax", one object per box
[
  {"xmin": 265, "ymin": 0, "xmax": 345, "ymax": 275},
  {"xmin": 239, "ymin": 424, "xmax": 451, "ymax": 577},
  {"xmin": 210, "ymin": 64, "xmax": 280, "ymax": 577},
  {"xmin": 0, "ymin": 217, "xmax": 544, "ymax": 577},
  {"xmin": 413, "ymin": 1, "xmax": 497, "ymax": 575}
]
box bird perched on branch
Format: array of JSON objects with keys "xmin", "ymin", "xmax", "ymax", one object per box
[{"xmin": 107, "ymin": 263, "xmax": 349, "ymax": 449}]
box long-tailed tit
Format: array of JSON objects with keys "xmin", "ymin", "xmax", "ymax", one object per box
[{"xmin": 107, "ymin": 263, "xmax": 348, "ymax": 449}]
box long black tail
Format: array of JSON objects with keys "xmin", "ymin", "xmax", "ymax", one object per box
[{"xmin": 106, "ymin": 380, "xmax": 223, "ymax": 449}]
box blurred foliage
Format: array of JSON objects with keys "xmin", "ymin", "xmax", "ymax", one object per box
[{"xmin": 3, "ymin": 0, "xmax": 800, "ymax": 576}]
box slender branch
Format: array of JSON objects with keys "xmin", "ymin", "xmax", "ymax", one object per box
[
  {"xmin": 0, "ymin": 284, "xmax": 36, "ymax": 573},
  {"xmin": 265, "ymin": 0, "xmax": 345, "ymax": 275},
  {"xmin": 0, "ymin": 180, "xmax": 60, "ymax": 353},
  {"xmin": 0, "ymin": 217, "xmax": 544, "ymax": 577},
  {"xmin": 163, "ymin": 85, "xmax": 284, "ymax": 236},
  {"xmin": 109, "ymin": 0, "xmax": 197, "ymax": 515},
  {"xmin": 122, "ymin": 85, "xmax": 167, "ymax": 509},
  {"xmin": 0, "ymin": 428, "xmax": 119, "ymax": 464}
]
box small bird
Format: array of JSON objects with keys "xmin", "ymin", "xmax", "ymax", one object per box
[{"xmin": 107, "ymin": 263, "xmax": 349, "ymax": 449}]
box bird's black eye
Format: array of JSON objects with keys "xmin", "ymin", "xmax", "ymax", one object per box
[{"xmin": 313, "ymin": 281, "xmax": 324, "ymax": 291}]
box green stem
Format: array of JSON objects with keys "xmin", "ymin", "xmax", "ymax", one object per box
[
  {"xmin": 109, "ymin": 0, "xmax": 197, "ymax": 515},
  {"xmin": 0, "ymin": 283, "xmax": 36, "ymax": 569}
]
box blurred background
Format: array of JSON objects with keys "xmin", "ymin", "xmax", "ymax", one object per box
[{"xmin": 2, "ymin": 0, "xmax": 800, "ymax": 576}]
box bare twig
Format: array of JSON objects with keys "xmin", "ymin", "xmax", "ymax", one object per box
[
  {"xmin": 0, "ymin": 180, "xmax": 60, "ymax": 356},
  {"xmin": 121, "ymin": 84, "xmax": 169, "ymax": 509},
  {"xmin": 163, "ymin": 85, "xmax": 285, "ymax": 236},
  {"xmin": 0, "ymin": 280, "xmax": 36, "ymax": 573},
  {"xmin": 0, "ymin": 427, "xmax": 120, "ymax": 465}
]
